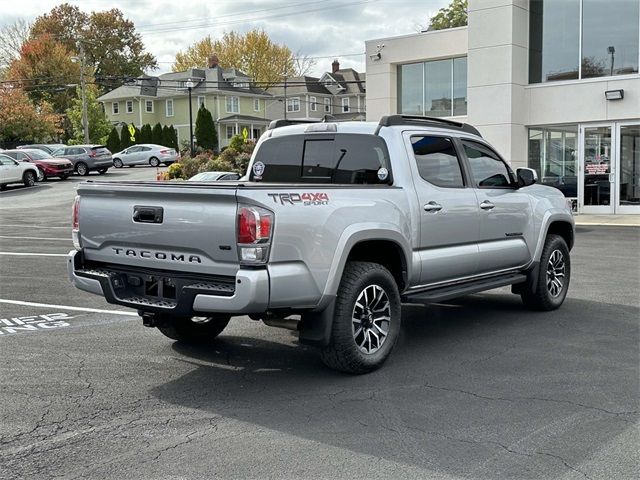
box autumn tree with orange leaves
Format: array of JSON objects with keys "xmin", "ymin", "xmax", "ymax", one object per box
[{"xmin": 0, "ymin": 87, "xmax": 61, "ymax": 143}]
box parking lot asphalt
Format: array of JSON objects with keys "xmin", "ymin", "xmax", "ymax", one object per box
[{"xmin": 0, "ymin": 168, "xmax": 638, "ymax": 480}]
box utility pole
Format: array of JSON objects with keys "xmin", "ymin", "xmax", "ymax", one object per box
[
  {"xmin": 283, "ymin": 76, "xmax": 288, "ymax": 120},
  {"xmin": 186, "ymin": 79, "xmax": 195, "ymax": 157},
  {"xmin": 78, "ymin": 41, "xmax": 89, "ymax": 144}
]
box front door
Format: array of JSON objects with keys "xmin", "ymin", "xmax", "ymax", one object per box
[
  {"xmin": 616, "ymin": 123, "xmax": 640, "ymax": 214},
  {"xmin": 579, "ymin": 123, "xmax": 640, "ymax": 214},
  {"xmin": 580, "ymin": 124, "xmax": 615, "ymax": 213}
]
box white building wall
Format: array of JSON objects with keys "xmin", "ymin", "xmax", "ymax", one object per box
[{"xmin": 365, "ymin": 28, "xmax": 468, "ymax": 122}]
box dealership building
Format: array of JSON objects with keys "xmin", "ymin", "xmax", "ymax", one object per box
[{"xmin": 366, "ymin": 0, "xmax": 639, "ymax": 215}]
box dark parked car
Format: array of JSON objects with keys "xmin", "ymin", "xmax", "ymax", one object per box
[
  {"xmin": 51, "ymin": 145, "xmax": 113, "ymax": 176},
  {"xmin": 17, "ymin": 144, "xmax": 67, "ymax": 154},
  {"xmin": 3, "ymin": 149, "xmax": 73, "ymax": 181}
]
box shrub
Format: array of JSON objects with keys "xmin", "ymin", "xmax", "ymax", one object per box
[
  {"xmin": 228, "ymin": 134, "xmax": 244, "ymax": 151},
  {"xmin": 200, "ymin": 156, "xmax": 235, "ymax": 173},
  {"xmin": 166, "ymin": 162, "xmax": 183, "ymax": 179}
]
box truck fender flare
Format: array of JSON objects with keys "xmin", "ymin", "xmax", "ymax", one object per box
[{"xmin": 532, "ymin": 210, "xmax": 575, "ymax": 262}]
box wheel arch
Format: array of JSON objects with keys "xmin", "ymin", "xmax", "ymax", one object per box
[{"xmin": 546, "ymin": 220, "xmax": 574, "ymax": 250}]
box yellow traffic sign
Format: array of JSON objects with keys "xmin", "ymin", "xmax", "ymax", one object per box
[
  {"xmin": 242, "ymin": 127, "xmax": 248, "ymax": 140},
  {"xmin": 128, "ymin": 124, "xmax": 136, "ymax": 142}
]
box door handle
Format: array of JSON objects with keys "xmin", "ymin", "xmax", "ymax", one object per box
[
  {"xmin": 424, "ymin": 201, "xmax": 443, "ymax": 212},
  {"xmin": 480, "ymin": 200, "xmax": 495, "ymax": 210}
]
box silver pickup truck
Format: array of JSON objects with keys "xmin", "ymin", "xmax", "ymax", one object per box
[{"xmin": 68, "ymin": 115, "xmax": 574, "ymax": 373}]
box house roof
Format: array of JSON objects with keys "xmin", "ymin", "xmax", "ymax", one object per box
[
  {"xmin": 217, "ymin": 114, "xmax": 271, "ymax": 124},
  {"xmin": 98, "ymin": 66, "xmax": 272, "ymax": 102},
  {"xmin": 267, "ymin": 76, "xmax": 332, "ymax": 96},
  {"xmin": 329, "ymin": 68, "xmax": 366, "ymax": 94}
]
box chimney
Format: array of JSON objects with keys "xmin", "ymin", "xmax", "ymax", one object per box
[
  {"xmin": 208, "ymin": 54, "xmax": 219, "ymax": 69},
  {"xmin": 332, "ymin": 59, "xmax": 340, "ymax": 73}
]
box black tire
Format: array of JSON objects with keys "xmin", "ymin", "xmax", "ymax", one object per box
[
  {"xmin": 23, "ymin": 170, "xmax": 36, "ymax": 187},
  {"xmin": 59, "ymin": 173, "xmax": 69, "ymax": 180},
  {"xmin": 36, "ymin": 167, "xmax": 45, "ymax": 182},
  {"xmin": 113, "ymin": 158, "xmax": 123, "ymax": 168},
  {"xmin": 157, "ymin": 315, "xmax": 230, "ymax": 343},
  {"xmin": 521, "ymin": 234, "xmax": 570, "ymax": 311},
  {"xmin": 320, "ymin": 261, "xmax": 401, "ymax": 374},
  {"xmin": 98, "ymin": 168, "xmax": 108, "ymax": 174},
  {"xmin": 76, "ymin": 162, "xmax": 89, "ymax": 176},
  {"xmin": 149, "ymin": 157, "xmax": 160, "ymax": 167}
]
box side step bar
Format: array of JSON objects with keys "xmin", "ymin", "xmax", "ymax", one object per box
[{"xmin": 402, "ymin": 273, "xmax": 527, "ymax": 305}]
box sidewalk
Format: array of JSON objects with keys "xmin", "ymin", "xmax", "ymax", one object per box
[{"xmin": 574, "ymin": 214, "xmax": 640, "ymax": 227}]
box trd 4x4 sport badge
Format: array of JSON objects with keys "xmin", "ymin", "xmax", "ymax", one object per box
[{"xmin": 267, "ymin": 192, "xmax": 329, "ymax": 206}]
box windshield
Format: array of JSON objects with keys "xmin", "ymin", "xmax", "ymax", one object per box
[{"xmin": 28, "ymin": 150, "xmax": 53, "ymax": 160}]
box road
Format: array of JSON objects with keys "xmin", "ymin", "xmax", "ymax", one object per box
[{"xmin": 1, "ymin": 168, "xmax": 638, "ymax": 480}]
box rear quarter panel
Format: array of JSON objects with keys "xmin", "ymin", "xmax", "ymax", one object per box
[{"xmin": 237, "ymin": 185, "xmax": 414, "ymax": 309}]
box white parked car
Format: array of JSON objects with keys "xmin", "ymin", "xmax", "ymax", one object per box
[
  {"xmin": 0, "ymin": 153, "xmax": 39, "ymax": 191},
  {"xmin": 112, "ymin": 144, "xmax": 179, "ymax": 168},
  {"xmin": 188, "ymin": 171, "xmax": 241, "ymax": 181}
]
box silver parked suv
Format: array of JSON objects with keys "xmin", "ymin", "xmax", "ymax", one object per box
[
  {"xmin": 68, "ymin": 115, "xmax": 575, "ymax": 373},
  {"xmin": 52, "ymin": 145, "xmax": 113, "ymax": 176}
]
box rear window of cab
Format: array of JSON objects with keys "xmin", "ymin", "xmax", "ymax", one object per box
[{"xmin": 250, "ymin": 133, "xmax": 392, "ymax": 184}]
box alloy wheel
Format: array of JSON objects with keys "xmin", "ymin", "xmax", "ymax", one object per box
[
  {"xmin": 546, "ymin": 249, "xmax": 566, "ymax": 297},
  {"xmin": 352, "ymin": 284, "xmax": 391, "ymax": 354}
]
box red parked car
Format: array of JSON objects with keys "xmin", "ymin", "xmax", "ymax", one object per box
[{"xmin": 3, "ymin": 149, "xmax": 74, "ymax": 181}]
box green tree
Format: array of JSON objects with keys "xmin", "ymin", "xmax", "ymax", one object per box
[
  {"xmin": 170, "ymin": 125, "xmax": 179, "ymax": 150},
  {"xmin": 429, "ymin": 0, "xmax": 467, "ymax": 30},
  {"xmin": 66, "ymin": 84, "xmax": 111, "ymax": 144},
  {"xmin": 140, "ymin": 123, "xmax": 152, "ymax": 144},
  {"xmin": 31, "ymin": 3, "xmax": 156, "ymax": 87},
  {"xmin": 120, "ymin": 124, "xmax": 132, "ymax": 149},
  {"xmin": 133, "ymin": 125, "xmax": 141, "ymax": 145},
  {"xmin": 151, "ymin": 122, "xmax": 163, "ymax": 145},
  {"xmin": 194, "ymin": 105, "xmax": 217, "ymax": 151},
  {"xmin": 161, "ymin": 125, "xmax": 172, "ymax": 147},
  {"xmin": 106, "ymin": 126, "xmax": 120, "ymax": 152}
]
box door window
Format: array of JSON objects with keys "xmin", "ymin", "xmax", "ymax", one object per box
[
  {"xmin": 462, "ymin": 141, "xmax": 514, "ymax": 188},
  {"xmin": 127, "ymin": 146, "xmax": 141, "ymax": 153},
  {"xmin": 411, "ymin": 136, "xmax": 464, "ymax": 188},
  {"xmin": 583, "ymin": 126, "xmax": 612, "ymax": 206}
]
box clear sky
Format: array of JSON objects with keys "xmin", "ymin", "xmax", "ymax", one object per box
[{"xmin": 0, "ymin": 0, "xmax": 448, "ymax": 76}]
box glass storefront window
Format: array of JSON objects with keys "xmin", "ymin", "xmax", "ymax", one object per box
[
  {"xmin": 529, "ymin": 0, "xmax": 580, "ymax": 83},
  {"xmin": 528, "ymin": 125, "xmax": 578, "ymax": 199},
  {"xmin": 398, "ymin": 63, "xmax": 424, "ymax": 115},
  {"xmin": 582, "ymin": 0, "xmax": 640, "ymax": 78},
  {"xmin": 398, "ymin": 57, "xmax": 467, "ymax": 117},
  {"xmin": 529, "ymin": 0, "xmax": 639, "ymax": 83},
  {"xmin": 619, "ymin": 125, "xmax": 640, "ymax": 206}
]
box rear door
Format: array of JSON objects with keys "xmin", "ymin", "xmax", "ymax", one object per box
[
  {"xmin": 459, "ymin": 139, "xmax": 534, "ymax": 273},
  {"xmin": 405, "ymin": 133, "xmax": 480, "ymax": 285}
]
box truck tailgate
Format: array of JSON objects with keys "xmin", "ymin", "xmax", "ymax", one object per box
[{"xmin": 76, "ymin": 181, "xmax": 240, "ymax": 276}]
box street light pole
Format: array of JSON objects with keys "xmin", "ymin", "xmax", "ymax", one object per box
[{"xmin": 186, "ymin": 79, "xmax": 194, "ymax": 157}]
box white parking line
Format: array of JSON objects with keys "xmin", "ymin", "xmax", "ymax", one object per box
[
  {"xmin": 0, "ymin": 252, "xmax": 68, "ymax": 257},
  {"xmin": 0, "ymin": 299, "xmax": 138, "ymax": 316},
  {"xmin": 0, "ymin": 236, "xmax": 70, "ymax": 241},
  {"xmin": 0, "ymin": 225, "xmax": 69, "ymax": 229}
]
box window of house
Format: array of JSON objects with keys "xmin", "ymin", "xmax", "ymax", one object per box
[
  {"xmin": 341, "ymin": 97, "xmax": 350, "ymax": 113},
  {"xmin": 197, "ymin": 96, "xmax": 205, "ymax": 109},
  {"xmin": 462, "ymin": 141, "xmax": 514, "ymax": 188},
  {"xmin": 226, "ymin": 126, "xmax": 236, "ymax": 139},
  {"xmin": 253, "ymin": 98, "xmax": 260, "ymax": 112},
  {"xmin": 398, "ymin": 57, "xmax": 467, "ymax": 117},
  {"xmin": 411, "ymin": 136, "xmax": 464, "ymax": 188},
  {"xmin": 112, "ymin": 102, "xmax": 119, "ymax": 114},
  {"xmin": 165, "ymin": 99, "xmax": 174, "ymax": 117},
  {"xmin": 126, "ymin": 100, "xmax": 133, "ymax": 113},
  {"xmin": 324, "ymin": 97, "xmax": 331, "ymax": 113},
  {"xmin": 287, "ymin": 97, "xmax": 300, "ymax": 112},
  {"xmin": 310, "ymin": 96, "xmax": 317, "ymax": 111},
  {"xmin": 226, "ymin": 96, "xmax": 239, "ymax": 113},
  {"xmin": 529, "ymin": 0, "xmax": 639, "ymax": 83},
  {"xmin": 145, "ymin": 100, "xmax": 154, "ymax": 113}
]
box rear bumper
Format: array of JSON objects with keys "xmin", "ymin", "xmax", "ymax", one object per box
[
  {"xmin": 90, "ymin": 159, "xmax": 113, "ymax": 169},
  {"xmin": 67, "ymin": 250, "xmax": 269, "ymax": 316}
]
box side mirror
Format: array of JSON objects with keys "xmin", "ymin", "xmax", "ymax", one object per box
[{"xmin": 516, "ymin": 167, "xmax": 537, "ymax": 187}]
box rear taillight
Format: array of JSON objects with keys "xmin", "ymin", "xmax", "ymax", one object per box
[
  {"xmin": 160, "ymin": 149, "xmax": 170, "ymax": 154},
  {"xmin": 71, "ymin": 195, "xmax": 81, "ymax": 250},
  {"xmin": 88, "ymin": 150, "xmax": 96, "ymax": 157},
  {"xmin": 237, "ymin": 205, "xmax": 273, "ymax": 264}
]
